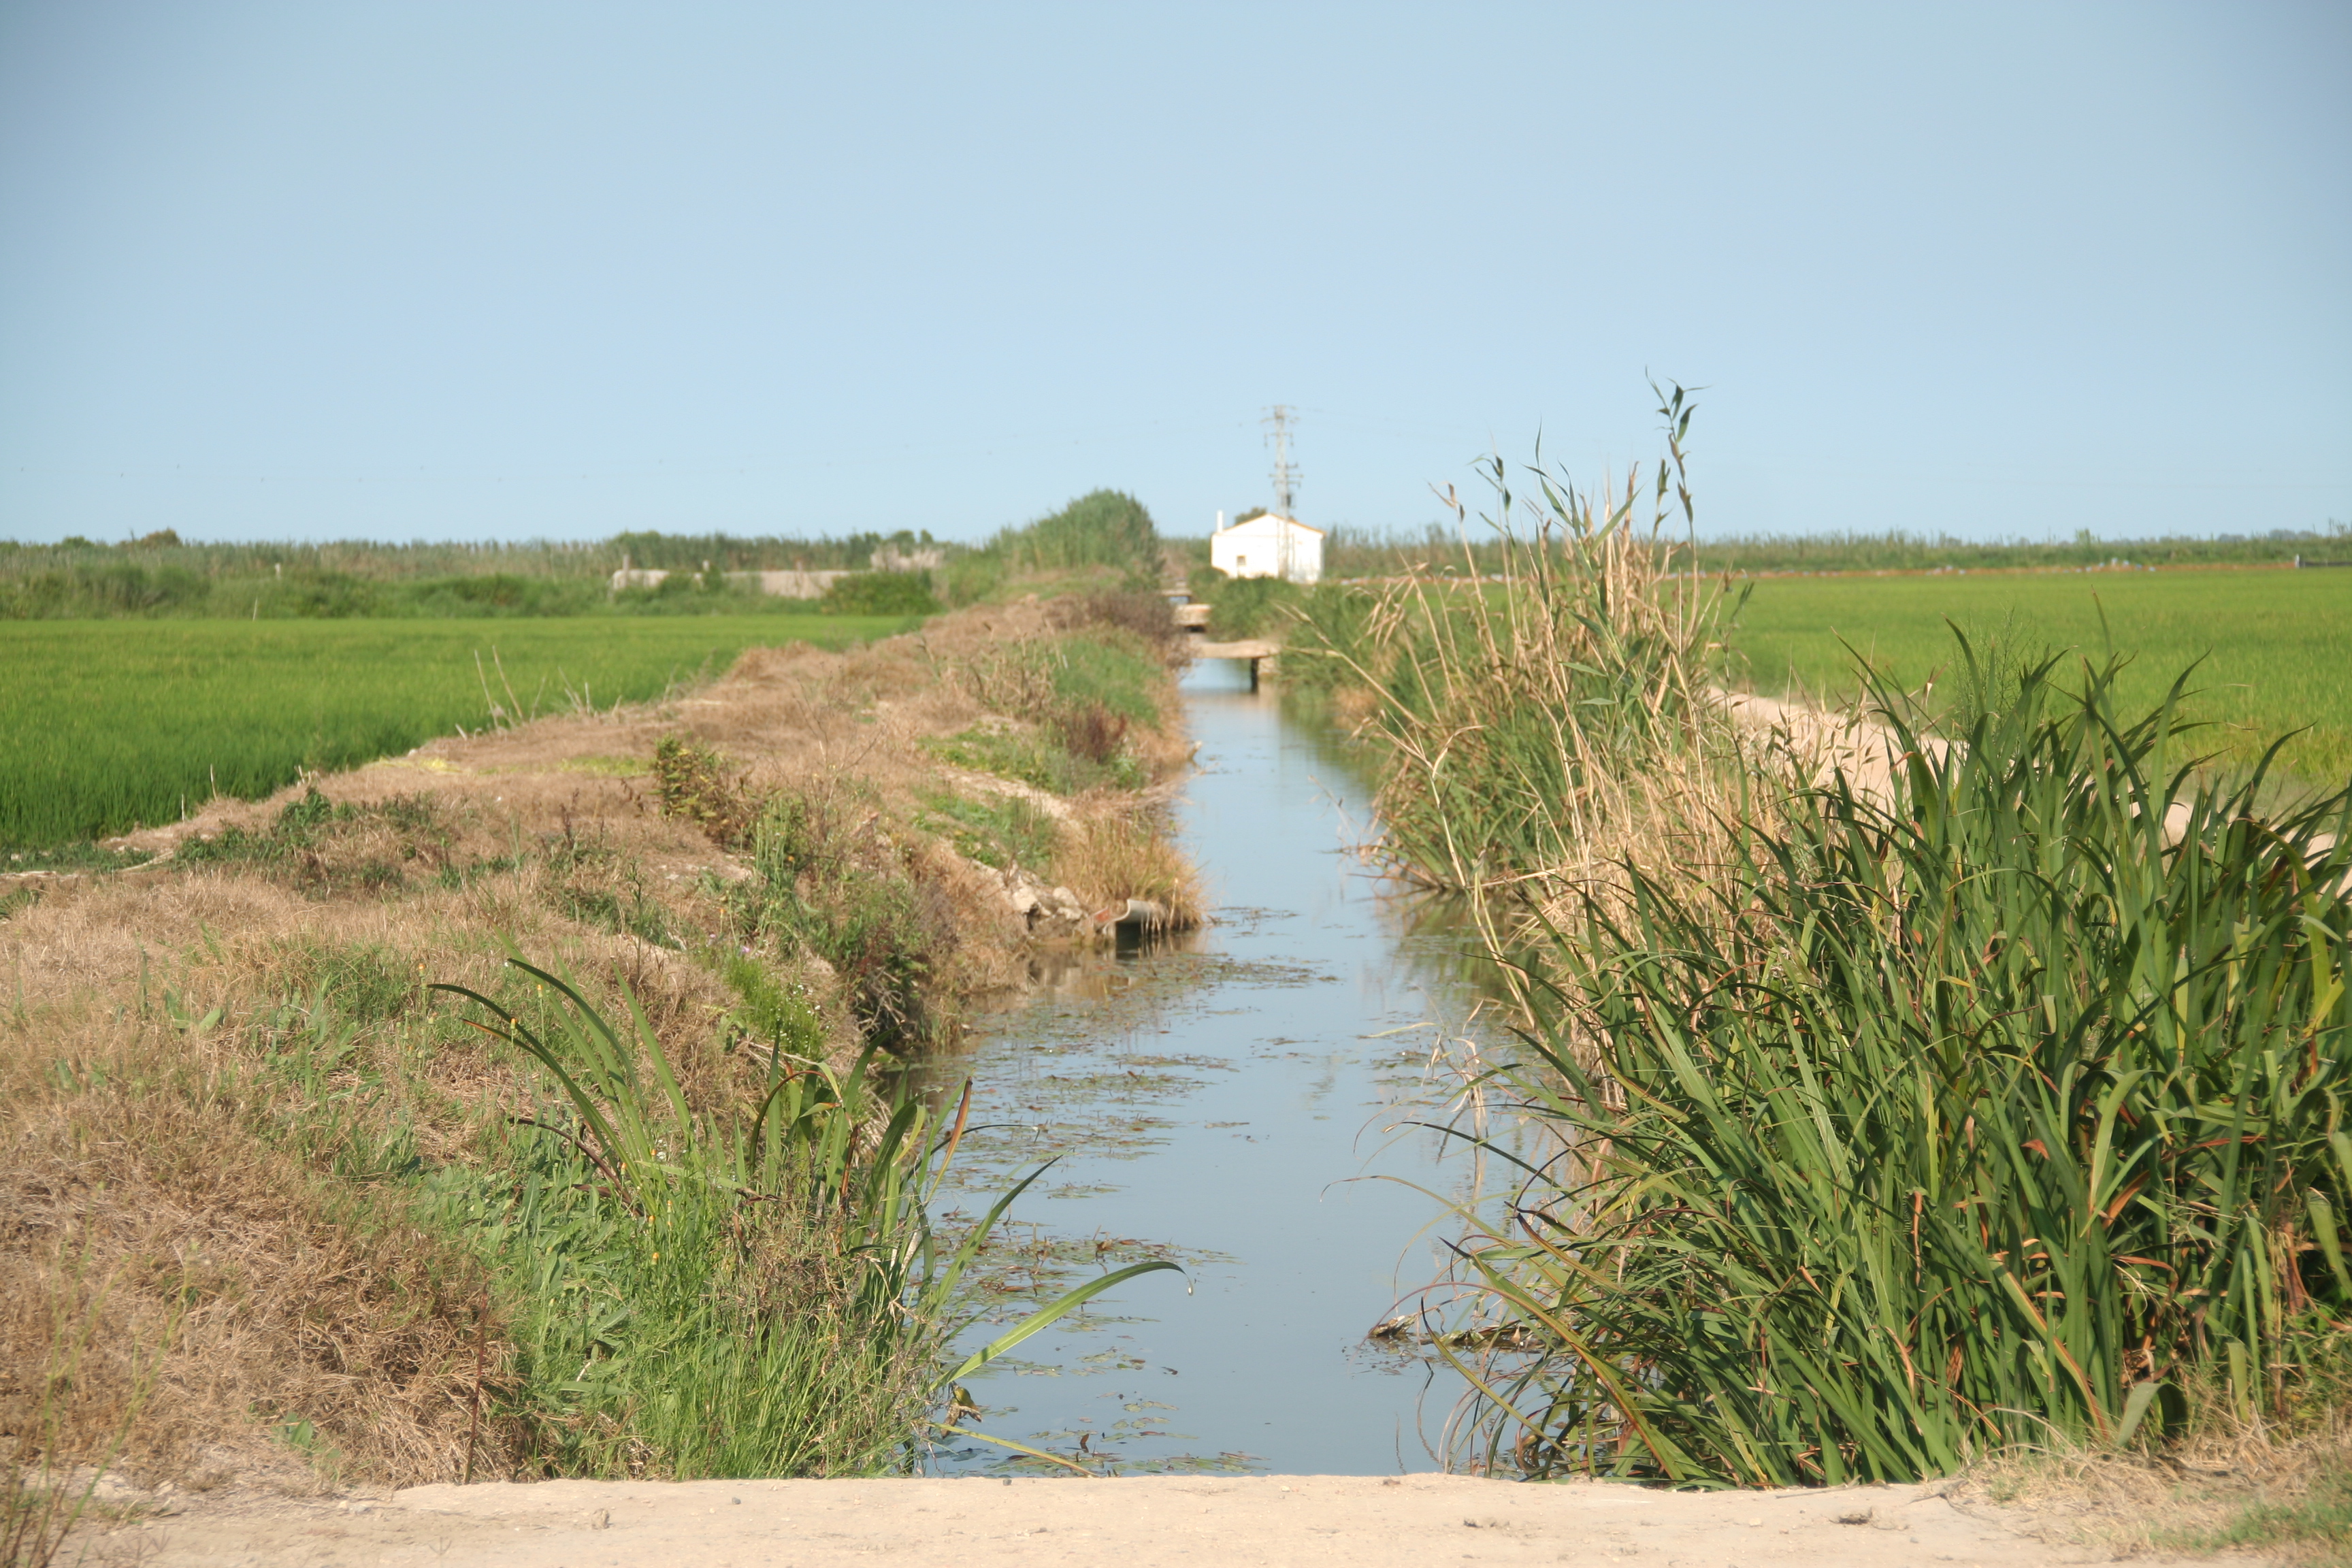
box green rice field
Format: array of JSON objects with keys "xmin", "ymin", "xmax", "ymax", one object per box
[
  {"xmin": 0, "ymin": 615, "xmax": 915, "ymax": 849},
  {"xmin": 1727, "ymin": 567, "xmax": 2352, "ymax": 786}
]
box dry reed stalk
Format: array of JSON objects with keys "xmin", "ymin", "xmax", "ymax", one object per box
[
  {"xmin": 1320, "ymin": 408, "xmax": 1759, "ymax": 1032},
  {"xmin": 1050, "ymin": 802, "xmax": 1204, "ymax": 930}
]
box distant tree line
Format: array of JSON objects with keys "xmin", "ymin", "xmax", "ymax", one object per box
[
  {"xmin": 0, "ymin": 499, "xmax": 1179, "ymax": 619},
  {"xmin": 0, "ymin": 529, "xmax": 952, "ymax": 620},
  {"xmin": 1166, "ymin": 520, "xmax": 2352, "ymax": 582}
]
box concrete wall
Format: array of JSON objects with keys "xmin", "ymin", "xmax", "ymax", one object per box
[{"xmin": 607, "ymin": 567, "xmax": 856, "ymax": 598}]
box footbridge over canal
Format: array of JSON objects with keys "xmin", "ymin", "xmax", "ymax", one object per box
[
  {"xmin": 1190, "ymin": 637, "xmax": 1279, "ymax": 684},
  {"xmin": 1173, "ymin": 598, "xmax": 1281, "ymax": 683},
  {"xmin": 1174, "ymin": 604, "xmax": 1281, "ymax": 684}
]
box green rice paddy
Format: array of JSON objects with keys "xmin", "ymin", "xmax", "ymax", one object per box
[
  {"xmin": 1726, "ymin": 567, "xmax": 2352, "ymax": 785},
  {"xmin": 0, "ymin": 615, "xmax": 915, "ymax": 849}
]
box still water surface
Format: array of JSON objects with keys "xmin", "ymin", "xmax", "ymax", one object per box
[{"xmin": 926, "ymin": 658, "xmax": 1507, "ymax": 1475}]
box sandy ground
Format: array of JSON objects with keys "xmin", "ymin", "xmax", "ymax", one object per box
[{"xmin": 90, "ymin": 1471, "xmax": 2251, "ymax": 1567}]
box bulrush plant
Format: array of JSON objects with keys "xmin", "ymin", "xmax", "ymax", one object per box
[
  {"xmin": 1430, "ymin": 647, "xmax": 2352, "ymax": 1486},
  {"xmin": 430, "ymin": 958, "xmax": 1173, "ymax": 1479},
  {"xmin": 1304, "ymin": 385, "xmax": 1746, "ymax": 932}
]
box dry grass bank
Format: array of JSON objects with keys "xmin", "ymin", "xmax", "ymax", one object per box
[{"xmin": 1, "ymin": 591, "xmax": 1199, "ymax": 1522}]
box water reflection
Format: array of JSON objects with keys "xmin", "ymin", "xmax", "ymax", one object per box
[{"xmin": 924, "ymin": 656, "xmax": 1514, "ymax": 1475}]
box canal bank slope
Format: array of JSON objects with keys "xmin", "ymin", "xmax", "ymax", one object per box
[{"xmin": 1, "ymin": 591, "xmax": 1200, "ymax": 1514}]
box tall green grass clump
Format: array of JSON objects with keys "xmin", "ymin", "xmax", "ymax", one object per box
[
  {"xmin": 1437, "ymin": 647, "xmax": 2352, "ymax": 1486},
  {"xmin": 434, "ymin": 960, "xmax": 939, "ymax": 1475},
  {"xmin": 434, "ymin": 958, "xmax": 1172, "ymax": 1477},
  {"xmin": 929, "ymin": 623, "xmax": 1167, "ymax": 796}
]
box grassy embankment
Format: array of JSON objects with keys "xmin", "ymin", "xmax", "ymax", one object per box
[
  {"xmin": 1286, "ymin": 393, "xmax": 2351, "ymax": 1556},
  {"xmin": 2, "ymin": 500, "xmax": 1196, "ymax": 1554}
]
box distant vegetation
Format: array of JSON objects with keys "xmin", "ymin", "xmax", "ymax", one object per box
[
  {"xmin": 1171, "ymin": 520, "xmax": 2351, "ymax": 582},
  {"xmin": 0, "ymin": 503, "xmax": 1188, "ymax": 620},
  {"xmin": 0, "ymin": 529, "xmax": 951, "ymax": 621},
  {"xmin": 1691, "ymin": 522, "xmax": 2350, "ymax": 576},
  {"xmin": 943, "ymin": 489, "xmax": 1164, "ymax": 605}
]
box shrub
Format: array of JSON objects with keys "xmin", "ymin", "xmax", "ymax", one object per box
[
  {"xmin": 1203, "ymin": 574, "xmax": 1303, "ymax": 640},
  {"xmin": 916, "ymin": 793, "xmax": 1060, "ymax": 872},
  {"xmin": 651, "ymin": 738, "xmax": 757, "ymax": 848},
  {"xmin": 741, "ymin": 790, "xmax": 960, "ymax": 1052},
  {"xmin": 819, "ymin": 572, "xmax": 940, "ymax": 617}
]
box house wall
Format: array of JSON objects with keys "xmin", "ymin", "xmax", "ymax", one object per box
[
  {"xmin": 730, "ymin": 570, "xmax": 852, "ymax": 599},
  {"xmin": 1210, "ymin": 517, "xmax": 1323, "ymax": 583}
]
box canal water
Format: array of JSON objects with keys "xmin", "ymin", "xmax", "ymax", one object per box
[{"xmin": 925, "ymin": 657, "xmax": 1511, "ymax": 1475}]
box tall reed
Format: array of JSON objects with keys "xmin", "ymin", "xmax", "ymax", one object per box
[
  {"xmin": 1290, "ymin": 385, "xmax": 1747, "ymax": 981},
  {"xmin": 1433, "ymin": 648, "xmax": 2352, "ymax": 1485}
]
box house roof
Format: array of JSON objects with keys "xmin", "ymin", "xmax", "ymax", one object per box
[{"xmin": 1218, "ymin": 512, "xmax": 1326, "ymax": 537}]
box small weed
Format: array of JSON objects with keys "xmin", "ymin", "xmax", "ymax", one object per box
[
  {"xmin": 651, "ymin": 737, "xmax": 757, "ymax": 847},
  {"xmin": 916, "ymin": 792, "xmax": 1060, "ymax": 872},
  {"xmin": 557, "ymin": 884, "xmax": 674, "ymax": 947},
  {"xmin": 310, "ymin": 943, "xmax": 420, "ymax": 1023},
  {"xmin": 2155, "ymin": 1469, "xmax": 2352, "ymax": 1565},
  {"xmin": 720, "ymin": 949, "xmax": 826, "ymax": 1058},
  {"xmin": 927, "ymin": 728, "xmax": 1141, "ymax": 796},
  {"xmin": 556, "ymin": 754, "xmax": 651, "ymax": 778}
]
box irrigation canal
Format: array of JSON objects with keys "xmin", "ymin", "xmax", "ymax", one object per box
[{"xmin": 923, "ymin": 657, "xmax": 1510, "ymax": 1475}]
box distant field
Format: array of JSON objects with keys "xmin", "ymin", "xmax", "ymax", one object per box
[
  {"xmin": 1727, "ymin": 567, "xmax": 2352, "ymax": 785},
  {"xmin": 1, "ymin": 615, "xmax": 915, "ymax": 847}
]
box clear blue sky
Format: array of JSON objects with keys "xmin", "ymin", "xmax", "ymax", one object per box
[{"xmin": 2, "ymin": 1, "xmax": 2345, "ymax": 546}]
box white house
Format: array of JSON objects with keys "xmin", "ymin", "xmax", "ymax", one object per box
[{"xmin": 1209, "ymin": 510, "xmax": 1324, "ymax": 584}]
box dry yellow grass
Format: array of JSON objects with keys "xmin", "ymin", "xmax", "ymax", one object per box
[{"xmin": 1949, "ymin": 1399, "xmax": 2352, "ymax": 1564}]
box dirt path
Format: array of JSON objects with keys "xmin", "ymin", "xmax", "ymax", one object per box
[{"xmin": 102, "ymin": 1472, "xmax": 2239, "ymax": 1567}]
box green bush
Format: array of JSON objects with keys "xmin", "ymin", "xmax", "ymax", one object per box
[
  {"xmin": 427, "ymin": 957, "xmax": 1179, "ymax": 1479},
  {"xmin": 943, "ymin": 490, "xmax": 1164, "ymax": 606},
  {"xmin": 1203, "ymin": 574, "xmax": 1303, "ymax": 640},
  {"xmin": 740, "ymin": 791, "xmax": 958, "ymax": 1052},
  {"xmin": 916, "ymin": 792, "xmax": 1060, "ymax": 872},
  {"xmin": 651, "ymin": 737, "xmax": 757, "ymax": 847},
  {"xmin": 819, "ymin": 572, "xmax": 941, "ymax": 617},
  {"xmin": 999, "ymin": 490, "xmax": 1158, "ymax": 576}
]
